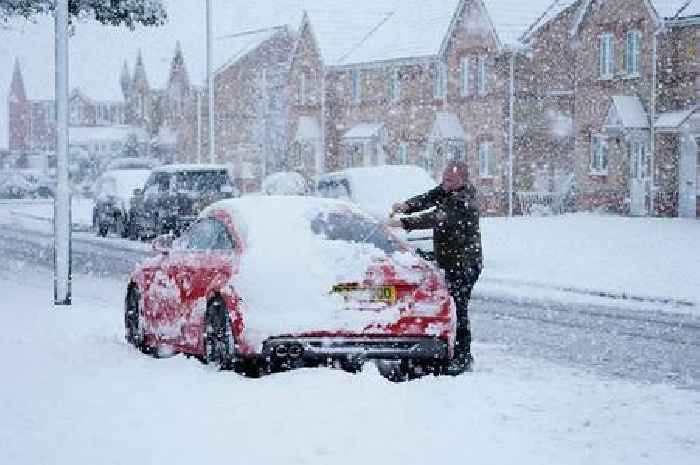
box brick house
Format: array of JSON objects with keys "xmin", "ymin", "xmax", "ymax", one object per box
[{"xmin": 520, "ymin": 0, "xmax": 700, "ymax": 217}]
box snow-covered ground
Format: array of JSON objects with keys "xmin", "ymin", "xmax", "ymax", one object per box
[
  {"xmin": 1, "ymin": 200, "xmax": 698, "ymax": 313},
  {"xmin": 0, "ymin": 262, "xmax": 698, "ymax": 465},
  {"xmin": 479, "ymin": 214, "xmax": 700, "ymax": 313}
]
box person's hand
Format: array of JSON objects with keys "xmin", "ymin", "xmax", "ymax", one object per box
[
  {"xmin": 386, "ymin": 217, "xmax": 404, "ymax": 229},
  {"xmin": 391, "ymin": 202, "xmax": 408, "ymax": 215}
]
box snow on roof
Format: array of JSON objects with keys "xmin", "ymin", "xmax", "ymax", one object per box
[
  {"xmin": 429, "ymin": 112, "xmax": 467, "ymax": 140},
  {"xmin": 203, "ymin": 195, "xmax": 420, "ymax": 347},
  {"xmin": 69, "ymin": 126, "xmax": 149, "ymax": 145},
  {"xmin": 519, "ymin": 0, "xmax": 581, "ymax": 43},
  {"xmin": 343, "ymin": 123, "xmax": 384, "ymax": 140},
  {"xmin": 338, "ymin": 0, "xmax": 460, "ymax": 65},
  {"xmin": 606, "ymin": 96, "xmax": 650, "ymax": 129},
  {"xmin": 295, "ymin": 116, "xmax": 322, "ymax": 142},
  {"xmin": 153, "ymin": 164, "xmax": 230, "ymax": 173},
  {"xmin": 655, "ymin": 107, "xmax": 698, "ymax": 131},
  {"xmin": 318, "ymin": 165, "xmax": 437, "ymax": 219},
  {"xmin": 214, "ymin": 26, "xmax": 289, "ymax": 76},
  {"xmin": 652, "ymin": 0, "xmax": 700, "ymax": 19},
  {"xmin": 482, "ymin": 0, "xmax": 578, "ymax": 47}
]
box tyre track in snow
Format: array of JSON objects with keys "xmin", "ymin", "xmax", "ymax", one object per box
[{"xmin": 1, "ymin": 224, "xmax": 698, "ymax": 390}]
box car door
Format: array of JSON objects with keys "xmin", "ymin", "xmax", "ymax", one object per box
[{"xmin": 173, "ymin": 216, "xmax": 236, "ymax": 350}]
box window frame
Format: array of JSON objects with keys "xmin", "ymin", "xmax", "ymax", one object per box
[
  {"xmin": 397, "ymin": 143, "xmax": 408, "ymax": 164},
  {"xmin": 477, "ymin": 55, "xmax": 488, "ymax": 95},
  {"xmin": 433, "ymin": 62, "xmax": 447, "ymax": 99},
  {"xmin": 478, "ymin": 141, "xmax": 494, "ymax": 178},
  {"xmin": 460, "ymin": 56, "xmax": 471, "ymax": 97},
  {"xmin": 626, "ymin": 30, "xmax": 641, "ymax": 77},
  {"xmin": 389, "ymin": 68, "xmax": 401, "ymax": 102},
  {"xmin": 599, "ymin": 33, "xmax": 615, "ymax": 79},
  {"xmin": 351, "ymin": 69, "xmax": 361, "ymax": 104},
  {"xmin": 590, "ymin": 134, "xmax": 609, "ymax": 175}
]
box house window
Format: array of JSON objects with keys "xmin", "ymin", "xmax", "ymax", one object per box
[
  {"xmin": 600, "ymin": 33, "xmax": 615, "ymax": 79},
  {"xmin": 351, "ymin": 69, "xmax": 361, "ymax": 104},
  {"xmin": 69, "ymin": 101, "xmax": 80, "ymax": 125},
  {"xmin": 298, "ymin": 72, "xmax": 306, "ymax": 105},
  {"xmin": 448, "ymin": 141, "xmax": 466, "ymax": 162},
  {"xmin": 345, "ymin": 143, "xmax": 363, "ymax": 167},
  {"xmin": 626, "ymin": 30, "xmax": 641, "ymax": 76},
  {"xmin": 630, "ymin": 141, "xmax": 648, "ymax": 178},
  {"xmin": 477, "ymin": 55, "xmax": 488, "ymax": 95},
  {"xmin": 478, "ymin": 141, "xmax": 495, "ymax": 177},
  {"xmin": 460, "ymin": 57, "xmax": 471, "ymax": 97},
  {"xmin": 397, "ymin": 143, "xmax": 408, "ymax": 164},
  {"xmin": 591, "ymin": 134, "xmax": 609, "ymax": 174},
  {"xmin": 433, "ymin": 62, "xmax": 447, "ymax": 99},
  {"xmin": 389, "ymin": 68, "xmax": 401, "ymax": 102}
]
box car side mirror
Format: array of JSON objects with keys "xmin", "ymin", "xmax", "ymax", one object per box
[{"xmin": 152, "ymin": 234, "xmax": 173, "ymax": 255}]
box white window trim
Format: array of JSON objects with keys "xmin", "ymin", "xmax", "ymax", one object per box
[
  {"xmin": 397, "ymin": 143, "xmax": 408, "ymax": 164},
  {"xmin": 477, "ymin": 55, "xmax": 488, "ymax": 96},
  {"xmin": 626, "ymin": 30, "xmax": 641, "ymax": 78},
  {"xmin": 389, "ymin": 68, "xmax": 401, "ymax": 102},
  {"xmin": 460, "ymin": 56, "xmax": 471, "ymax": 97},
  {"xmin": 434, "ymin": 62, "xmax": 447, "ymax": 99},
  {"xmin": 351, "ymin": 69, "xmax": 361, "ymax": 104},
  {"xmin": 478, "ymin": 141, "xmax": 494, "ymax": 178},
  {"xmin": 599, "ymin": 33, "xmax": 615, "ymax": 80},
  {"xmin": 590, "ymin": 134, "xmax": 609, "ymax": 175}
]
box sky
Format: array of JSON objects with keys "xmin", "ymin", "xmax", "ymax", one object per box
[{"xmin": 0, "ymin": 0, "xmax": 396, "ymax": 149}]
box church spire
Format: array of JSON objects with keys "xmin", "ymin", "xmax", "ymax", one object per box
[
  {"xmin": 120, "ymin": 60, "xmax": 131, "ymax": 97},
  {"xmin": 10, "ymin": 57, "xmax": 27, "ymax": 102},
  {"xmin": 133, "ymin": 49, "xmax": 149, "ymax": 89}
]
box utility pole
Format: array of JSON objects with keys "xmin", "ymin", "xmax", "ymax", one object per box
[
  {"xmin": 54, "ymin": 0, "xmax": 71, "ymax": 305},
  {"xmin": 206, "ymin": 0, "xmax": 215, "ymax": 164}
]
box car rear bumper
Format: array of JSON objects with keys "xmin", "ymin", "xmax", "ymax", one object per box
[{"xmin": 262, "ymin": 336, "xmax": 448, "ymax": 361}]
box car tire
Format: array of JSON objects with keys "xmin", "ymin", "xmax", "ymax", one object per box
[
  {"xmin": 124, "ymin": 286, "xmax": 148, "ymax": 353},
  {"xmin": 202, "ymin": 298, "xmax": 235, "ymax": 370},
  {"xmin": 375, "ymin": 360, "xmax": 424, "ymax": 383},
  {"xmin": 117, "ymin": 216, "xmax": 129, "ymax": 239}
]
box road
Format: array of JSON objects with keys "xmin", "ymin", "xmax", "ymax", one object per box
[{"xmin": 1, "ymin": 222, "xmax": 698, "ymax": 390}]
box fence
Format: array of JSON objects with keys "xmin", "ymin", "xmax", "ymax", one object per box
[{"xmin": 516, "ymin": 191, "xmax": 565, "ymax": 215}]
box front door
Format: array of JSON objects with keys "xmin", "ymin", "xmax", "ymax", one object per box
[
  {"xmin": 630, "ymin": 141, "xmax": 649, "ymax": 216},
  {"xmin": 679, "ymin": 134, "xmax": 698, "ymax": 218}
]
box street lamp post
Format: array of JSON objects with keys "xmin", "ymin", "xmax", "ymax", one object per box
[
  {"xmin": 206, "ymin": 0, "xmax": 215, "ymax": 164},
  {"xmin": 54, "ymin": 0, "xmax": 72, "ymax": 305}
]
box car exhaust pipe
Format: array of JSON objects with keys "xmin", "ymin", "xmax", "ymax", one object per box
[
  {"xmin": 288, "ymin": 344, "xmax": 303, "ymax": 358},
  {"xmin": 275, "ymin": 344, "xmax": 288, "ymax": 357}
]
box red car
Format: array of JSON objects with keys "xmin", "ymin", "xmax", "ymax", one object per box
[{"xmin": 125, "ymin": 197, "xmax": 456, "ymax": 381}]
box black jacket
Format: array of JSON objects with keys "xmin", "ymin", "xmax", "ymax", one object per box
[{"xmin": 400, "ymin": 184, "xmax": 483, "ymax": 273}]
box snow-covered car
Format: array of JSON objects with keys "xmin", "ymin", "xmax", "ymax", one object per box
[
  {"xmin": 261, "ymin": 171, "xmax": 309, "ymax": 195},
  {"xmin": 130, "ymin": 164, "xmax": 236, "ymax": 239},
  {"xmin": 124, "ymin": 196, "xmax": 456, "ymax": 381},
  {"xmin": 106, "ymin": 157, "xmax": 159, "ymax": 171},
  {"xmin": 316, "ymin": 165, "xmax": 437, "ymax": 251},
  {"xmin": 92, "ymin": 168, "xmax": 151, "ymax": 237}
]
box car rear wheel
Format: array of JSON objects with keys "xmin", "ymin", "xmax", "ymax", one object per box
[
  {"xmin": 125, "ymin": 286, "xmax": 146, "ymax": 352},
  {"xmin": 203, "ymin": 298, "xmax": 235, "ymax": 370},
  {"xmin": 375, "ymin": 360, "xmax": 429, "ymax": 383}
]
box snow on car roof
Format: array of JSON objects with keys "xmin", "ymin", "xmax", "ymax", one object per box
[
  {"xmin": 153, "ymin": 164, "xmax": 230, "ymax": 173},
  {"xmin": 317, "ymin": 165, "xmax": 437, "ymax": 219},
  {"xmin": 203, "ymin": 196, "xmax": 421, "ymax": 348},
  {"xmin": 98, "ymin": 169, "xmax": 151, "ymax": 205}
]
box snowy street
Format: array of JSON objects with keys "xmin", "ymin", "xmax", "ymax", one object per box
[{"xmin": 1, "ymin": 248, "xmax": 699, "ymax": 464}]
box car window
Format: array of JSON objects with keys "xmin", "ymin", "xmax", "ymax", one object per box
[
  {"xmin": 317, "ymin": 178, "xmax": 351, "ymax": 200},
  {"xmin": 310, "ymin": 211, "xmax": 402, "ymax": 255},
  {"xmin": 175, "ymin": 170, "xmax": 231, "ymax": 193},
  {"xmin": 186, "ymin": 218, "xmax": 235, "ymax": 251}
]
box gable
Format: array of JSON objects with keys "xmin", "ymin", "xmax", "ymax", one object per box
[
  {"xmin": 291, "ymin": 19, "xmax": 323, "ymax": 71},
  {"xmin": 571, "ymin": 0, "xmax": 660, "ymax": 39},
  {"xmin": 443, "ymin": 0, "xmax": 499, "ymax": 55}
]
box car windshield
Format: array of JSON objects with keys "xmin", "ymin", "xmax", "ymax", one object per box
[
  {"xmin": 174, "ymin": 170, "xmax": 230, "ymax": 193},
  {"xmin": 310, "ymin": 210, "xmax": 403, "ymax": 255}
]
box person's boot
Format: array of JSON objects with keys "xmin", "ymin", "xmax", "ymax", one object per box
[{"xmin": 445, "ymin": 352, "xmax": 473, "ymax": 376}]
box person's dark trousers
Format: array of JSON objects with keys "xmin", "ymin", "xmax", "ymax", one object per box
[{"xmin": 444, "ymin": 265, "xmax": 481, "ymax": 360}]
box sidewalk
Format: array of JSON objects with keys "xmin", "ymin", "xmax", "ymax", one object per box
[{"xmin": 479, "ymin": 213, "xmax": 700, "ymax": 314}]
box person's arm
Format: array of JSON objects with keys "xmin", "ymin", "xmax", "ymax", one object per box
[
  {"xmin": 400, "ymin": 210, "xmax": 440, "ymax": 231},
  {"xmin": 403, "ymin": 185, "xmax": 446, "ymax": 214}
]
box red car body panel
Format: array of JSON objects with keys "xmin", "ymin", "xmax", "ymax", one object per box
[{"xmin": 129, "ymin": 207, "xmax": 456, "ymax": 359}]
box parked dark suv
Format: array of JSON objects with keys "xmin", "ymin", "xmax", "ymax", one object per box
[{"xmin": 130, "ymin": 164, "xmax": 236, "ymax": 239}]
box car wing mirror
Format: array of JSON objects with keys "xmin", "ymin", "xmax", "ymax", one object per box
[{"xmin": 152, "ymin": 233, "xmax": 173, "ymax": 255}]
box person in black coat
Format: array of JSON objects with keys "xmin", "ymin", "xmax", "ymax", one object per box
[{"xmin": 389, "ymin": 161, "xmax": 483, "ymax": 374}]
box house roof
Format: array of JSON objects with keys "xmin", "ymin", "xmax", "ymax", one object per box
[
  {"xmin": 343, "ymin": 123, "xmax": 385, "ymax": 140},
  {"xmin": 606, "ymin": 96, "xmax": 650, "ymax": 129},
  {"xmin": 337, "ymin": 0, "xmax": 460, "ymax": 65},
  {"xmin": 482, "ymin": 0, "xmax": 579, "ymax": 47},
  {"xmin": 69, "ymin": 126, "xmax": 149, "ymax": 145},
  {"xmin": 652, "ymin": 0, "xmax": 700, "ymax": 19},
  {"xmin": 214, "ymin": 26, "xmax": 291, "ymax": 76},
  {"xmin": 429, "ymin": 112, "xmax": 468, "ymax": 140},
  {"xmin": 655, "ymin": 107, "xmax": 698, "ymax": 131}
]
